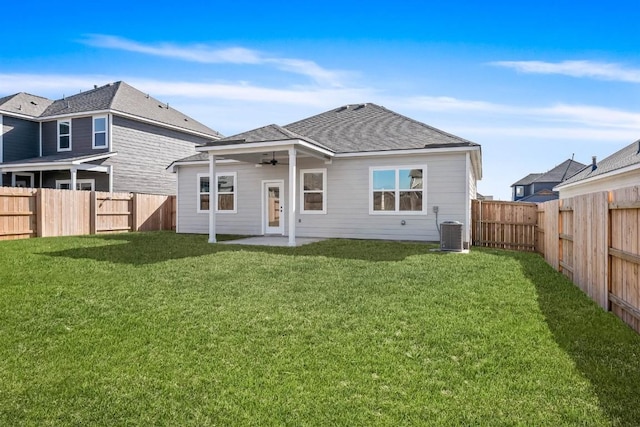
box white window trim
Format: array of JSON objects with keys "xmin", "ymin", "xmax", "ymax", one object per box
[
  {"xmin": 197, "ymin": 172, "xmax": 237, "ymax": 214},
  {"xmin": 369, "ymin": 165, "xmax": 427, "ymax": 215},
  {"xmin": 515, "ymin": 185, "xmax": 525, "ymax": 197},
  {"xmin": 55, "ymin": 179, "xmax": 95, "ymax": 191},
  {"xmin": 92, "ymin": 115, "xmax": 108, "ymax": 149},
  {"xmin": 57, "ymin": 119, "xmax": 72, "ymax": 152},
  {"xmin": 300, "ymin": 168, "xmax": 327, "ymax": 214},
  {"xmin": 12, "ymin": 172, "xmax": 35, "ymax": 188}
]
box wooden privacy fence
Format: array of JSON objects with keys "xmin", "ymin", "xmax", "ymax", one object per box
[
  {"xmin": 471, "ymin": 200, "xmax": 538, "ymax": 251},
  {"xmin": 0, "ymin": 187, "xmax": 176, "ymax": 240},
  {"xmin": 536, "ymin": 186, "xmax": 640, "ymax": 333}
]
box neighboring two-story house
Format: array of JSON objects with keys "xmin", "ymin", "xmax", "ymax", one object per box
[
  {"xmin": 0, "ymin": 82, "xmax": 221, "ymax": 195},
  {"xmin": 511, "ymin": 158, "xmax": 586, "ymax": 202}
]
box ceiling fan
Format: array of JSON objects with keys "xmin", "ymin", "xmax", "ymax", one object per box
[{"xmin": 261, "ymin": 152, "xmax": 288, "ymax": 166}]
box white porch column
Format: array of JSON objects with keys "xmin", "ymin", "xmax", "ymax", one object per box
[
  {"xmin": 70, "ymin": 167, "xmax": 77, "ymax": 190},
  {"xmin": 208, "ymin": 154, "xmax": 217, "ymax": 243},
  {"xmin": 288, "ymin": 147, "xmax": 297, "ymax": 246}
]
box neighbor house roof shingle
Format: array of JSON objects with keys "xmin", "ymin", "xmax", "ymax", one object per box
[
  {"xmin": 559, "ymin": 139, "xmax": 640, "ymax": 186},
  {"xmin": 39, "ymin": 82, "xmax": 222, "ymax": 138},
  {"xmin": 0, "ymin": 92, "xmax": 54, "ymax": 117},
  {"xmin": 511, "ymin": 159, "xmax": 586, "ymax": 187}
]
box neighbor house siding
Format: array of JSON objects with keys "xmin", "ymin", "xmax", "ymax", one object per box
[
  {"xmin": 176, "ymin": 152, "xmax": 469, "ymax": 242},
  {"xmin": 558, "ymin": 169, "xmax": 640, "ymax": 198},
  {"xmin": 41, "ymin": 121, "xmax": 57, "ymax": 156},
  {"xmin": 106, "ymin": 116, "xmax": 210, "ymax": 195},
  {"xmin": 2, "ymin": 116, "xmax": 39, "ymax": 162},
  {"xmin": 43, "ymin": 170, "xmax": 110, "ymax": 191}
]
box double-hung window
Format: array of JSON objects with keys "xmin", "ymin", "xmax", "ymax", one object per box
[
  {"xmin": 197, "ymin": 172, "xmax": 237, "ymax": 213},
  {"xmin": 93, "ymin": 116, "xmax": 108, "ymax": 149},
  {"xmin": 58, "ymin": 120, "xmax": 71, "ymax": 151},
  {"xmin": 300, "ymin": 168, "xmax": 327, "ymax": 214},
  {"xmin": 370, "ymin": 166, "xmax": 425, "ymax": 214}
]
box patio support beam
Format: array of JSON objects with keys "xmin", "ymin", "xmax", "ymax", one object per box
[
  {"xmin": 70, "ymin": 167, "xmax": 77, "ymax": 190},
  {"xmin": 208, "ymin": 154, "xmax": 217, "ymax": 243},
  {"xmin": 288, "ymin": 147, "xmax": 297, "ymax": 246}
]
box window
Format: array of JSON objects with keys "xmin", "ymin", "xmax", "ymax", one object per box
[
  {"xmin": 370, "ymin": 166, "xmax": 425, "ymax": 214},
  {"xmin": 300, "ymin": 168, "xmax": 327, "ymax": 214},
  {"xmin": 197, "ymin": 172, "xmax": 237, "ymax": 213},
  {"xmin": 515, "ymin": 186, "xmax": 524, "ymax": 197},
  {"xmin": 58, "ymin": 120, "xmax": 71, "ymax": 151},
  {"xmin": 93, "ymin": 116, "xmax": 107, "ymax": 149},
  {"xmin": 55, "ymin": 179, "xmax": 95, "ymax": 191}
]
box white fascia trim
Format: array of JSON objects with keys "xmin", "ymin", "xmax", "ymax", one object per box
[
  {"xmin": 196, "ymin": 139, "xmax": 335, "ymax": 158},
  {"xmin": 336, "ymin": 145, "xmax": 481, "ymax": 158},
  {"xmin": 70, "ymin": 152, "xmax": 117, "ymax": 164},
  {"xmin": 166, "ymin": 158, "xmax": 239, "ymax": 173},
  {"xmin": 554, "ymin": 162, "xmax": 640, "ymax": 191},
  {"xmin": 40, "ymin": 109, "xmax": 221, "ymax": 140},
  {"xmin": 0, "ymin": 111, "xmax": 41, "ymax": 121},
  {"xmin": 0, "ymin": 152, "xmax": 116, "ymax": 173}
]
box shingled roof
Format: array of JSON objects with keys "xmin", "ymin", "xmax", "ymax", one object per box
[
  {"xmin": 212, "ymin": 103, "xmax": 478, "ymax": 154},
  {"xmin": 0, "ymin": 92, "xmax": 53, "ymax": 117},
  {"xmin": 40, "ymin": 82, "xmax": 222, "ymax": 138},
  {"xmin": 559, "ymin": 139, "xmax": 640, "ymax": 186},
  {"xmin": 0, "ymin": 82, "xmax": 221, "ymax": 138},
  {"xmin": 511, "ymin": 158, "xmax": 586, "ymax": 187}
]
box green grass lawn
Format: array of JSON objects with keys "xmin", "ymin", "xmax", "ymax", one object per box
[{"xmin": 1, "ymin": 232, "xmax": 640, "ymax": 426}]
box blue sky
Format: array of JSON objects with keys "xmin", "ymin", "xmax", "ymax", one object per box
[{"xmin": 3, "ymin": 1, "xmax": 640, "ymax": 199}]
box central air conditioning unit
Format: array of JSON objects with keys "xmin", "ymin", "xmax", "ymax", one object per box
[{"xmin": 440, "ymin": 221, "xmax": 464, "ymax": 252}]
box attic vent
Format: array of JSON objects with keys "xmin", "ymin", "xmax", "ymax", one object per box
[
  {"xmin": 336, "ymin": 106, "xmax": 349, "ymax": 112},
  {"xmin": 184, "ymin": 118, "xmax": 188, "ymax": 121},
  {"xmin": 30, "ymin": 101, "xmax": 37, "ymax": 105},
  {"xmin": 354, "ymin": 103, "xmax": 367, "ymax": 110}
]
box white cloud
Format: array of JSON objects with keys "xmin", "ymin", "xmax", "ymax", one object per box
[
  {"xmin": 81, "ymin": 34, "xmax": 347, "ymax": 87},
  {"xmin": 491, "ymin": 60, "xmax": 640, "ymax": 83}
]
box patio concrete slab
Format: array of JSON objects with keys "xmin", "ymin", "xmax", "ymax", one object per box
[{"xmin": 218, "ymin": 236, "xmax": 326, "ymax": 247}]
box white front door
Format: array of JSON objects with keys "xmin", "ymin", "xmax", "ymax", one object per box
[{"xmin": 263, "ymin": 181, "xmax": 284, "ymax": 234}]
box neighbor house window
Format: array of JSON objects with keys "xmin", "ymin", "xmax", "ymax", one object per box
[
  {"xmin": 515, "ymin": 186, "xmax": 524, "ymax": 197},
  {"xmin": 300, "ymin": 168, "xmax": 327, "ymax": 214},
  {"xmin": 55, "ymin": 179, "xmax": 95, "ymax": 191},
  {"xmin": 58, "ymin": 120, "xmax": 71, "ymax": 151},
  {"xmin": 198, "ymin": 172, "xmax": 237, "ymax": 213},
  {"xmin": 93, "ymin": 116, "xmax": 108, "ymax": 149},
  {"xmin": 370, "ymin": 166, "xmax": 425, "ymax": 214}
]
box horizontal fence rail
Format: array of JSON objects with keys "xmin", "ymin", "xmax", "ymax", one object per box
[
  {"xmin": 474, "ymin": 185, "xmax": 640, "ymax": 334},
  {"xmin": 0, "ymin": 187, "xmax": 176, "ymax": 240}
]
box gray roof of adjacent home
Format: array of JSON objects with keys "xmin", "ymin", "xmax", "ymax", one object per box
[
  {"xmin": 39, "ymin": 82, "xmax": 222, "ymax": 138},
  {"xmin": 0, "ymin": 92, "xmax": 54, "ymax": 117},
  {"xmin": 511, "ymin": 159, "xmax": 586, "ymax": 187},
  {"xmin": 559, "ymin": 139, "xmax": 640, "ymax": 186},
  {"xmin": 519, "ymin": 189, "xmax": 559, "ymax": 203},
  {"xmin": 207, "ymin": 103, "xmax": 478, "ymax": 154},
  {"xmin": 512, "ymin": 173, "xmax": 543, "ymax": 186}
]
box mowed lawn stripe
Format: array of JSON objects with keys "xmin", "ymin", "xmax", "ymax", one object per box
[{"xmin": 1, "ymin": 232, "xmax": 639, "ymax": 425}]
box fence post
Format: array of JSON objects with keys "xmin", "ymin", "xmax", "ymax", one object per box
[
  {"xmin": 131, "ymin": 193, "xmax": 138, "ymax": 232},
  {"xmin": 36, "ymin": 189, "xmax": 44, "ymax": 237},
  {"xmin": 90, "ymin": 191, "xmax": 97, "ymax": 235}
]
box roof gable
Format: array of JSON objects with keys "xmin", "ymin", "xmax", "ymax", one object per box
[{"xmin": 511, "ymin": 158, "xmax": 587, "ymax": 187}]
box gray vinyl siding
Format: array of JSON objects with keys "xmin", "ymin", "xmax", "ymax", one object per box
[
  {"xmin": 42, "ymin": 117, "xmax": 106, "ymax": 155},
  {"xmin": 176, "ymin": 152, "xmax": 470, "ymax": 242},
  {"xmin": 106, "ymin": 116, "xmax": 209, "ymax": 195},
  {"xmin": 41, "ymin": 120, "xmax": 57, "ymax": 156},
  {"xmin": 43, "ymin": 170, "xmax": 109, "ymax": 191},
  {"xmin": 2, "ymin": 116, "xmax": 39, "ymax": 161}
]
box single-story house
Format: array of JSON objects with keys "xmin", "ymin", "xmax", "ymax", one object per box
[
  {"xmin": 169, "ymin": 103, "xmax": 482, "ymax": 246},
  {"xmin": 555, "ymin": 139, "xmax": 640, "ymax": 198}
]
